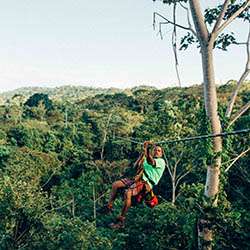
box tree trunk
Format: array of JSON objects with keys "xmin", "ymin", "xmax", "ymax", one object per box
[
  {"xmin": 100, "ymin": 112, "xmax": 113, "ymax": 160},
  {"xmin": 199, "ymin": 41, "xmax": 222, "ymax": 250},
  {"xmin": 201, "ymin": 42, "xmax": 222, "ymax": 200},
  {"xmin": 172, "ymin": 181, "xmax": 176, "ymax": 205},
  {"xmin": 188, "ymin": 0, "xmax": 248, "ymax": 248}
]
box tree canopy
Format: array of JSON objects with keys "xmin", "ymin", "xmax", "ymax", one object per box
[{"xmin": 0, "ymin": 84, "xmax": 249, "ymax": 249}]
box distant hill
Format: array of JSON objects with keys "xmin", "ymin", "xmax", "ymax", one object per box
[
  {"xmin": 0, "ymin": 85, "xmax": 121, "ymax": 104},
  {"xmin": 1, "ymin": 81, "xmax": 248, "ymax": 105},
  {"xmin": 0, "ymin": 85, "xmax": 159, "ymax": 105}
]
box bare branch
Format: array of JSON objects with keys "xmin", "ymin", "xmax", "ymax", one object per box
[
  {"xmin": 179, "ymin": 2, "xmax": 197, "ymax": 36},
  {"xmin": 172, "ymin": 155, "xmax": 183, "ymax": 180},
  {"xmin": 232, "ymin": 186, "xmax": 250, "ymax": 201},
  {"xmin": 225, "ymin": 147, "xmax": 250, "ymax": 172},
  {"xmin": 158, "ymin": 22, "xmax": 169, "ymax": 39},
  {"xmin": 217, "ymin": 0, "xmax": 250, "ymax": 35},
  {"xmin": 172, "ymin": 1, "xmax": 182, "ymax": 87},
  {"xmin": 16, "ymin": 228, "xmax": 29, "ymax": 243},
  {"xmin": 236, "ymin": 42, "xmax": 249, "ymax": 45},
  {"xmin": 101, "ymin": 111, "xmax": 113, "ymax": 160},
  {"xmin": 212, "ymin": 0, "xmax": 231, "ymax": 36},
  {"xmin": 72, "ymin": 195, "xmax": 75, "ymax": 218},
  {"xmin": 175, "ymin": 191, "xmax": 182, "ymax": 201},
  {"xmin": 167, "ymin": 160, "xmax": 174, "ymax": 180},
  {"xmin": 95, "ymin": 189, "xmax": 109, "ymax": 202},
  {"xmin": 226, "ymin": 27, "xmax": 250, "ymax": 117},
  {"xmin": 153, "ymin": 12, "xmax": 196, "ymax": 36},
  {"xmin": 224, "ymin": 79, "xmax": 235, "ymax": 85},
  {"xmin": 41, "ymin": 199, "xmax": 74, "ymax": 216},
  {"xmin": 173, "ymin": 160, "xmax": 177, "ymax": 180},
  {"xmin": 174, "ymin": 157, "xmax": 182, "ymax": 169},
  {"xmin": 176, "ymin": 169, "xmax": 191, "ymax": 187},
  {"xmin": 163, "ymin": 153, "xmax": 173, "ymax": 179},
  {"xmin": 225, "ymin": 71, "xmax": 250, "ymax": 117},
  {"xmin": 93, "ymin": 184, "xmax": 96, "ymax": 225},
  {"xmin": 41, "ymin": 170, "xmax": 57, "ymax": 188},
  {"xmin": 228, "ymin": 101, "xmax": 250, "ymax": 127}
]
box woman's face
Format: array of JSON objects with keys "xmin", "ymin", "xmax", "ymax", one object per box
[{"xmin": 153, "ymin": 146, "xmax": 163, "ymax": 158}]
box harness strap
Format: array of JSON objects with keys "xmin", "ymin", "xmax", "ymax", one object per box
[{"xmin": 143, "ymin": 170, "xmax": 156, "ymax": 187}]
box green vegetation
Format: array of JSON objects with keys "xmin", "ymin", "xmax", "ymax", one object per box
[{"xmin": 0, "ymin": 83, "xmax": 249, "ymax": 249}]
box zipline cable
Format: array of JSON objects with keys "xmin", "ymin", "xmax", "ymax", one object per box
[
  {"xmin": 113, "ymin": 135, "xmax": 143, "ymax": 145},
  {"xmin": 156, "ymin": 128, "xmax": 250, "ymax": 145},
  {"xmin": 113, "ymin": 128, "xmax": 250, "ymax": 146}
]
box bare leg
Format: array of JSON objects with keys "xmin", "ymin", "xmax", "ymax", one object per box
[
  {"xmin": 120, "ymin": 189, "xmax": 132, "ymax": 217},
  {"xmin": 109, "ymin": 189, "xmax": 132, "ymax": 228},
  {"xmin": 108, "ymin": 180, "xmax": 126, "ymax": 207}
]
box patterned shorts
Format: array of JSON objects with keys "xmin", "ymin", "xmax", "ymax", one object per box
[{"xmin": 120, "ymin": 178, "xmax": 146, "ymax": 196}]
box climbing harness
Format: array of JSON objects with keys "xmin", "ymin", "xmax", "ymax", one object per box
[{"xmin": 131, "ymin": 182, "xmax": 158, "ymax": 208}]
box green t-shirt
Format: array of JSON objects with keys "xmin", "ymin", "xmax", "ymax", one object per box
[{"xmin": 142, "ymin": 158, "xmax": 166, "ymax": 188}]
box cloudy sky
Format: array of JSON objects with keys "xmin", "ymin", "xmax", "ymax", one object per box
[{"xmin": 0, "ymin": 0, "xmax": 249, "ymax": 92}]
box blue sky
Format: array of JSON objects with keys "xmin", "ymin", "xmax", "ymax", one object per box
[{"xmin": 0, "ymin": 0, "xmax": 248, "ymax": 92}]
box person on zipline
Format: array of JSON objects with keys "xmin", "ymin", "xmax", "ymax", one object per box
[{"xmin": 102, "ymin": 141, "xmax": 165, "ymax": 229}]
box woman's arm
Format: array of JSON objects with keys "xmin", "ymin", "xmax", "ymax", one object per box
[
  {"xmin": 133, "ymin": 152, "xmax": 145, "ymax": 168},
  {"xmin": 144, "ymin": 141, "xmax": 156, "ymax": 166}
]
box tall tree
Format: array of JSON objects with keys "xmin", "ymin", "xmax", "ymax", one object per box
[
  {"xmin": 12, "ymin": 94, "xmax": 25, "ymax": 124},
  {"xmin": 152, "ymin": 0, "xmax": 249, "ymax": 249},
  {"xmin": 25, "ymin": 93, "xmax": 53, "ymax": 111}
]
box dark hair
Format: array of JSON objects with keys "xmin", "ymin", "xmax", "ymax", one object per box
[{"xmin": 154, "ymin": 145, "xmax": 164, "ymax": 154}]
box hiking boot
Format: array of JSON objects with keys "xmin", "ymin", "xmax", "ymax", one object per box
[
  {"xmin": 109, "ymin": 216, "xmax": 125, "ymax": 229},
  {"xmin": 97, "ymin": 204, "xmax": 113, "ymax": 214}
]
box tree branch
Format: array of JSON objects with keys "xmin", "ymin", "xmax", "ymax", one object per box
[
  {"xmin": 95, "ymin": 189, "xmax": 109, "ymax": 202},
  {"xmin": 228, "ymin": 101, "xmax": 250, "ymax": 127},
  {"xmin": 225, "ymin": 70, "xmax": 250, "ymax": 117},
  {"xmin": 72, "ymin": 195, "xmax": 75, "ymax": 218},
  {"xmin": 153, "ymin": 12, "xmax": 196, "ymax": 36},
  {"xmin": 217, "ymin": 0, "xmax": 250, "ymax": 35},
  {"xmin": 158, "ymin": 22, "xmax": 169, "ymax": 39},
  {"xmin": 179, "ymin": 2, "xmax": 197, "ymax": 37},
  {"xmin": 172, "ymin": 1, "xmax": 182, "ymax": 87},
  {"xmin": 41, "ymin": 199, "xmax": 73, "ymax": 216},
  {"xmin": 167, "ymin": 160, "xmax": 174, "ymax": 180},
  {"xmin": 224, "ymin": 79, "xmax": 235, "ymax": 85},
  {"xmin": 93, "ymin": 184, "xmax": 96, "ymax": 225},
  {"xmin": 176, "ymin": 169, "xmax": 191, "ymax": 187},
  {"xmin": 172, "ymin": 155, "xmax": 183, "ymax": 181},
  {"xmin": 226, "ymin": 27, "xmax": 250, "ymax": 117},
  {"xmin": 101, "ymin": 112, "xmax": 113, "ymax": 160},
  {"xmin": 163, "ymin": 153, "xmax": 173, "ymax": 179},
  {"xmin": 225, "ymin": 147, "xmax": 250, "ymax": 172},
  {"xmin": 180, "ymin": 2, "xmax": 192, "ymax": 29},
  {"xmin": 41, "ymin": 170, "xmax": 57, "ymax": 188},
  {"xmin": 212, "ymin": 0, "xmax": 231, "ymax": 36},
  {"xmin": 16, "ymin": 228, "xmax": 29, "ymax": 243}
]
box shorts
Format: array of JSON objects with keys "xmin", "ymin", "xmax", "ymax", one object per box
[{"xmin": 120, "ymin": 178, "xmax": 146, "ymax": 196}]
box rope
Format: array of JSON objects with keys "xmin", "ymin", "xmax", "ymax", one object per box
[{"xmin": 113, "ymin": 128, "xmax": 250, "ymax": 146}]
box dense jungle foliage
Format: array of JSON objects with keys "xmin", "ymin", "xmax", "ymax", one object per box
[{"xmin": 0, "ymin": 82, "xmax": 249, "ymax": 250}]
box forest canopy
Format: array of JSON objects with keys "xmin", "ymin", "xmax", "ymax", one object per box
[{"xmin": 0, "ymin": 82, "xmax": 249, "ymax": 249}]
